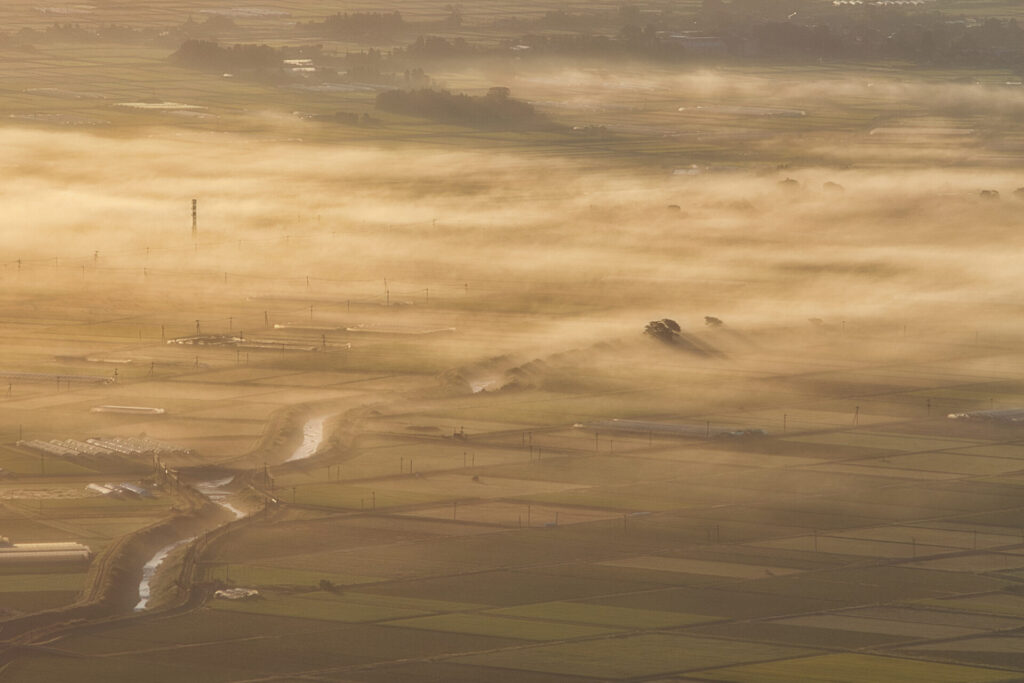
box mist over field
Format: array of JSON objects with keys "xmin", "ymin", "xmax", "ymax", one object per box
[
  {"xmin": 4, "ymin": 119, "xmax": 1024, "ymax": 336},
  {"xmin": 8, "ymin": 2, "xmax": 1024, "ymax": 680},
  {"xmin": 515, "ymin": 65, "xmax": 1024, "ymax": 114}
]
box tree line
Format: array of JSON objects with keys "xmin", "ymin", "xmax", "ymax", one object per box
[{"xmin": 375, "ymin": 87, "xmax": 549, "ymax": 130}]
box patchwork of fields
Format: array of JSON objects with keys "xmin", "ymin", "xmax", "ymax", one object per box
[
  {"xmin": 4, "ymin": 0, "xmax": 1024, "ymax": 680},
  {"xmin": 8, "ymin": 300, "xmax": 1024, "ymax": 679}
]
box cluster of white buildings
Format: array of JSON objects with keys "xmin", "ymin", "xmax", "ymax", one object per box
[
  {"xmin": 18, "ymin": 436, "xmax": 189, "ymax": 458},
  {"xmin": 0, "ymin": 537, "xmax": 91, "ymax": 564}
]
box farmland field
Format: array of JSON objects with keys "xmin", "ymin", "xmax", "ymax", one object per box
[
  {"xmin": 452, "ymin": 633, "xmax": 815, "ymax": 678},
  {"xmin": 699, "ymin": 653, "xmax": 1020, "ymax": 683},
  {"xmin": 4, "ymin": 0, "xmax": 1024, "ymax": 680}
]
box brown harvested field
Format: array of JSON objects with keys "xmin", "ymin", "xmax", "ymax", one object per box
[
  {"xmin": 770, "ymin": 614, "xmax": 982, "ymax": 640},
  {"xmin": 599, "ymin": 555, "xmax": 805, "ymax": 580},
  {"xmin": 400, "ymin": 500, "xmax": 622, "ymax": 526},
  {"xmin": 374, "ymin": 472, "xmax": 587, "ymax": 499}
]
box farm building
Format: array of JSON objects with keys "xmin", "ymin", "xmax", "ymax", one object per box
[
  {"xmin": 118, "ymin": 482, "xmax": 151, "ymax": 497},
  {"xmin": 0, "ymin": 537, "xmax": 91, "ymax": 564}
]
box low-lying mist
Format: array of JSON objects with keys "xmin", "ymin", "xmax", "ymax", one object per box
[
  {"xmin": 505, "ymin": 64, "xmax": 1024, "ymax": 117},
  {"xmin": 2, "ymin": 121, "xmax": 1023, "ymax": 353}
]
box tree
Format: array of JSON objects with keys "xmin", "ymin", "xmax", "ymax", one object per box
[{"xmin": 644, "ymin": 318, "xmax": 681, "ymax": 343}]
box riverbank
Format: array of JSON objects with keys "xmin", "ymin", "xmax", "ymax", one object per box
[{"xmin": 0, "ymin": 493, "xmax": 230, "ymax": 659}]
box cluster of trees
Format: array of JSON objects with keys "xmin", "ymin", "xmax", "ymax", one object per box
[
  {"xmin": 298, "ymin": 7, "xmax": 466, "ymax": 38},
  {"xmin": 516, "ymin": 9, "xmax": 617, "ymax": 31},
  {"xmin": 643, "ymin": 317, "xmax": 725, "ymax": 357},
  {"xmin": 392, "ymin": 5, "xmax": 1024, "ymax": 67},
  {"xmin": 375, "ymin": 87, "xmax": 548, "ymax": 130},
  {"xmin": 696, "ymin": 1, "xmax": 1024, "ymax": 66},
  {"xmin": 502, "ymin": 30, "xmax": 690, "ymax": 60},
  {"xmin": 562, "ymin": 11, "xmax": 1023, "ymax": 66},
  {"xmin": 333, "ymin": 49, "xmax": 430, "ymax": 86},
  {"xmin": 400, "ymin": 35, "xmax": 474, "ymax": 59},
  {"xmin": 389, "ymin": 2, "xmax": 1024, "ymax": 67},
  {"xmin": 396, "ymin": 31, "xmax": 686, "ymax": 61},
  {"xmin": 16, "ymin": 3, "xmax": 1024, "ymax": 72},
  {"xmin": 163, "ymin": 4, "xmax": 1024, "ymax": 91},
  {"xmin": 506, "ymin": 33, "xmax": 621, "ymax": 58},
  {"xmin": 3, "ymin": 14, "xmax": 237, "ymax": 48},
  {"xmin": 644, "ymin": 319, "xmax": 682, "ymax": 344},
  {"xmin": 168, "ymin": 39, "xmax": 435, "ymax": 88},
  {"xmin": 161, "ymin": 3, "xmax": 1024, "ymax": 84},
  {"xmin": 302, "ymin": 12, "xmax": 406, "ymax": 40},
  {"xmin": 489, "ymin": 5, "xmax": 675, "ymax": 33},
  {"xmin": 340, "ymin": 48, "xmax": 386, "ymax": 82},
  {"xmin": 171, "ymin": 39, "xmax": 280, "ymax": 70},
  {"xmin": 1, "ymin": 22, "xmax": 154, "ymax": 46}
]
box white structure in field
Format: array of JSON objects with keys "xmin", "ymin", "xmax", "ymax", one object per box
[
  {"xmin": 0, "ymin": 537, "xmax": 91, "ymax": 563},
  {"xmin": 19, "ymin": 436, "xmax": 190, "ymax": 458},
  {"xmin": 90, "ymin": 405, "xmax": 165, "ymax": 415},
  {"xmin": 214, "ymin": 587, "xmax": 260, "ymax": 600}
]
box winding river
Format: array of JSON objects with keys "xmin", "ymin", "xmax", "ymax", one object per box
[
  {"xmin": 286, "ymin": 414, "xmax": 329, "ymax": 462},
  {"xmin": 133, "ymin": 477, "xmax": 242, "ymax": 612},
  {"xmin": 195, "ymin": 476, "xmax": 246, "ymax": 520},
  {"xmin": 134, "ymin": 414, "xmax": 331, "ymax": 611},
  {"xmin": 133, "ymin": 536, "xmax": 194, "ymax": 611}
]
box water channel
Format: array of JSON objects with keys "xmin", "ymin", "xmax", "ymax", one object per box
[{"xmin": 134, "ymin": 414, "xmax": 331, "ymax": 611}]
